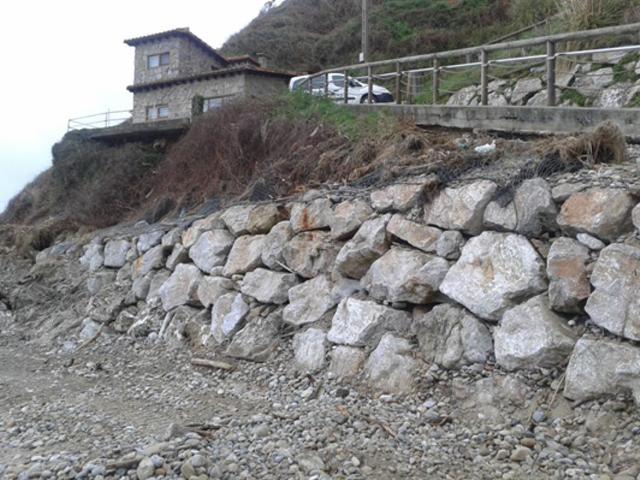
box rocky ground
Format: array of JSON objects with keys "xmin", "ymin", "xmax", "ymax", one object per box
[{"xmin": 1, "ymin": 322, "xmax": 640, "ymax": 480}]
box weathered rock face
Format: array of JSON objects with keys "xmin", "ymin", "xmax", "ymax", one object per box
[
  {"xmin": 511, "ymin": 78, "xmax": 543, "ymax": 105},
  {"xmin": 546, "ymin": 238, "xmax": 590, "ymax": 313},
  {"xmin": 246, "ymin": 204, "xmax": 287, "ymax": 234},
  {"xmin": 292, "ymin": 328, "xmax": 327, "ymax": 373},
  {"xmin": 633, "ymin": 203, "xmax": 640, "ymax": 232},
  {"xmin": 370, "ymin": 181, "xmax": 427, "ymax": 212},
  {"xmin": 158, "ymin": 264, "xmax": 203, "ymax": 312},
  {"xmin": 132, "ymin": 245, "xmax": 166, "ymax": 278},
  {"xmin": 240, "ymin": 268, "xmax": 299, "ymax": 304},
  {"xmin": 585, "ymin": 243, "xmax": 640, "ymax": 341},
  {"xmin": 425, "ymin": 180, "xmax": 497, "ymax": 234},
  {"xmin": 574, "ymin": 67, "xmax": 614, "ymax": 96},
  {"xmin": 364, "ymin": 334, "xmax": 417, "ymax": 394},
  {"xmin": 282, "ymin": 231, "xmax": 340, "ymax": 279},
  {"xmin": 494, "ymin": 295, "xmax": 578, "ymax": 371},
  {"xmin": 223, "ymin": 235, "xmax": 266, "ymax": 276},
  {"xmin": 221, "ymin": 205, "xmax": 254, "ymax": 236},
  {"xmin": 182, "ymin": 213, "xmax": 225, "ymax": 248},
  {"xmin": 335, "ymin": 215, "xmax": 391, "ymax": 279},
  {"xmin": 386, "ymin": 214, "xmax": 441, "ymax": 253},
  {"xmin": 514, "ymin": 178, "xmax": 557, "ymax": 236},
  {"xmin": 188, "ymin": 230, "xmax": 234, "ymax": 274},
  {"xmin": 165, "ymin": 244, "xmax": 189, "ymax": 271},
  {"xmin": 261, "ymin": 221, "xmax": 294, "ymax": 271},
  {"xmin": 225, "ymin": 310, "xmax": 282, "ymax": 362},
  {"xmin": 415, "ymin": 304, "xmax": 492, "ymax": 369},
  {"xmin": 197, "ymin": 276, "xmax": 235, "ymax": 309},
  {"xmin": 210, "ymin": 293, "xmax": 250, "ymax": 344},
  {"xmin": 330, "ymin": 199, "xmax": 373, "ymax": 240},
  {"xmin": 483, "ymin": 201, "xmax": 517, "ymax": 232},
  {"xmin": 564, "ymin": 337, "xmax": 640, "ymax": 405},
  {"xmin": 81, "ymin": 244, "xmax": 103, "ymax": 272},
  {"xmin": 361, "ymin": 248, "xmax": 449, "ymax": 304},
  {"xmin": 436, "ymin": 230, "xmax": 465, "ymax": 260},
  {"xmin": 328, "ymin": 346, "xmax": 366, "ymax": 380},
  {"xmin": 439, "ymin": 232, "xmax": 548, "ymax": 320},
  {"xmin": 137, "ymin": 230, "xmax": 164, "ymax": 254},
  {"xmin": 283, "ymin": 275, "xmax": 336, "ymax": 326},
  {"xmin": 327, "ymin": 298, "xmax": 411, "ymax": 347},
  {"xmin": 103, "ymin": 239, "xmax": 131, "ymax": 269},
  {"xmin": 290, "ymin": 199, "xmax": 333, "ymax": 233},
  {"xmin": 557, "ymin": 188, "xmax": 635, "ymax": 241}
]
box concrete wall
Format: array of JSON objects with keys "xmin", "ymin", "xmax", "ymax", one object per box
[{"xmin": 132, "ymin": 37, "xmax": 224, "ymax": 85}]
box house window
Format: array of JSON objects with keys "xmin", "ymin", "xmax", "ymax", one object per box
[
  {"xmin": 148, "ymin": 52, "xmax": 170, "ymax": 68},
  {"xmin": 203, "ymin": 97, "xmax": 226, "ymax": 112},
  {"xmin": 146, "ymin": 105, "xmax": 169, "ymax": 121}
]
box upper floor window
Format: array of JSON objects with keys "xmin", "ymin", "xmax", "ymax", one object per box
[{"xmin": 148, "ymin": 52, "xmax": 170, "ymax": 69}]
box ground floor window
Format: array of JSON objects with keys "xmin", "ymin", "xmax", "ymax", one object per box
[
  {"xmin": 203, "ymin": 96, "xmax": 233, "ymax": 112},
  {"xmin": 146, "ymin": 105, "xmax": 169, "ymax": 121}
]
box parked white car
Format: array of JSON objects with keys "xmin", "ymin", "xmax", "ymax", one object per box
[{"xmin": 289, "ymin": 73, "xmax": 394, "ymax": 104}]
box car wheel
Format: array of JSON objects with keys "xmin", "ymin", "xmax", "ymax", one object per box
[{"xmin": 360, "ymin": 94, "xmax": 377, "ymax": 104}]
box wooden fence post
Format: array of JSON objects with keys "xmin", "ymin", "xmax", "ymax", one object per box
[
  {"xmin": 432, "ymin": 58, "xmax": 440, "ymax": 105},
  {"xmin": 395, "ymin": 62, "xmax": 402, "ymax": 104},
  {"xmin": 546, "ymin": 40, "xmax": 556, "ymax": 106},
  {"xmin": 308, "ymin": 75, "xmax": 313, "ymax": 95},
  {"xmin": 367, "ymin": 65, "xmax": 373, "ymax": 104},
  {"xmin": 343, "ymin": 69, "xmax": 349, "ymax": 104},
  {"xmin": 324, "ymin": 73, "xmax": 329, "ymax": 98},
  {"xmin": 480, "ymin": 50, "xmax": 488, "ymax": 106}
]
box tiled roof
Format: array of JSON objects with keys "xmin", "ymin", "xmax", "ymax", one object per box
[
  {"xmin": 124, "ymin": 28, "xmax": 229, "ymax": 66},
  {"xmin": 225, "ymin": 55, "xmax": 260, "ymax": 66}
]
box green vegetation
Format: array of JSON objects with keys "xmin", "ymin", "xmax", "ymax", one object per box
[
  {"xmin": 275, "ymin": 91, "xmax": 396, "ymax": 140},
  {"xmin": 628, "ymin": 91, "xmax": 640, "ymax": 108},
  {"xmin": 561, "ymin": 89, "xmax": 589, "ymax": 107}
]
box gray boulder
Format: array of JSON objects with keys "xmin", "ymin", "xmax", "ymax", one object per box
[
  {"xmin": 282, "ymin": 231, "xmax": 340, "ymax": 279},
  {"xmin": 415, "ymin": 304, "xmax": 492, "ymax": 369},
  {"xmin": 586, "ymin": 243, "xmax": 640, "ymax": 341},
  {"xmin": 328, "ymin": 346, "xmax": 366, "ymax": 380},
  {"xmin": 546, "ymin": 237, "xmax": 590, "ymax": 313},
  {"xmin": 633, "ymin": 203, "xmax": 640, "ymax": 232},
  {"xmin": 439, "ymin": 232, "xmax": 547, "ymax": 321},
  {"xmin": 511, "ymin": 78, "xmax": 543, "ymax": 105},
  {"xmin": 435, "ymin": 230, "xmax": 465, "ymax": 260},
  {"xmin": 189, "ymin": 230, "xmax": 235, "ymax": 273},
  {"xmin": 137, "ymin": 230, "xmax": 164, "ymax": 254},
  {"xmin": 330, "ymin": 199, "xmax": 373, "ymax": 240},
  {"xmin": 361, "ymin": 247, "xmax": 449, "ymax": 304},
  {"xmin": 327, "ymin": 297, "xmax": 411, "ymax": 347},
  {"xmin": 261, "ymin": 221, "xmax": 294, "ymax": 271},
  {"xmin": 386, "ymin": 214, "xmax": 441, "ymax": 253},
  {"xmin": 425, "ymin": 180, "xmax": 497, "ymax": 234},
  {"xmin": 564, "ymin": 337, "xmax": 640, "ymax": 405},
  {"xmin": 290, "ymin": 198, "xmax": 333, "ymax": 233},
  {"xmin": 514, "ymin": 178, "xmax": 557, "ymax": 236},
  {"xmin": 223, "ymin": 235, "xmax": 266, "ymax": 276},
  {"xmin": 80, "ymin": 244, "xmax": 104, "ymax": 272},
  {"xmin": 240, "ymin": 268, "xmax": 299, "ymax": 304},
  {"xmin": 221, "ymin": 205, "xmax": 254, "ymax": 236},
  {"xmin": 293, "ymin": 328, "xmax": 327, "ymax": 373},
  {"xmin": 132, "ymin": 245, "xmax": 166, "ymax": 278},
  {"xmin": 158, "ymin": 264, "xmax": 203, "ymax": 311},
  {"xmin": 246, "ymin": 203, "xmax": 287, "ymax": 234},
  {"xmin": 334, "ymin": 215, "xmax": 391, "ymax": 279},
  {"xmin": 225, "ymin": 310, "xmax": 282, "ymax": 362},
  {"xmin": 197, "ymin": 276, "xmax": 235, "ymax": 308},
  {"xmin": 370, "ymin": 181, "xmax": 428, "ymax": 212},
  {"xmin": 365, "ymin": 334, "xmax": 417, "ymax": 394},
  {"xmin": 165, "ymin": 244, "xmax": 189, "ymax": 271},
  {"xmin": 494, "ymin": 295, "xmax": 578, "ymax": 371},
  {"xmin": 283, "ymin": 275, "xmax": 337, "ymax": 326},
  {"xmin": 210, "ymin": 293, "xmax": 250, "ymax": 343},
  {"xmin": 483, "ymin": 201, "xmax": 517, "ymax": 231},
  {"xmin": 103, "ymin": 239, "xmax": 131, "ymax": 268},
  {"xmin": 574, "ymin": 67, "xmax": 614, "ymax": 96},
  {"xmin": 182, "ymin": 213, "xmax": 225, "ymax": 248}
]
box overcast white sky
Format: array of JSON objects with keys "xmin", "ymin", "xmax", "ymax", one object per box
[{"xmin": 0, "ymin": 0, "xmax": 282, "ymax": 213}]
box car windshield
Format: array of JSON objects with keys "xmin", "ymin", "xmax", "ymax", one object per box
[
  {"xmin": 331, "ymin": 74, "xmax": 363, "ymax": 88},
  {"xmin": 291, "ymin": 78, "xmax": 309, "ymax": 91}
]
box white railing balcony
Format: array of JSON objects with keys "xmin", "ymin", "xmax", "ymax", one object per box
[{"xmin": 67, "ymin": 110, "xmax": 132, "ymax": 131}]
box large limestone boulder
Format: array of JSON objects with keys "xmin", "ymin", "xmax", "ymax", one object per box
[
  {"xmin": 225, "ymin": 310, "xmax": 282, "ymax": 362},
  {"xmin": 564, "ymin": 337, "xmax": 640, "ymax": 405},
  {"xmin": 334, "ymin": 215, "xmax": 391, "ymax": 279},
  {"xmin": 103, "ymin": 239, "xmax": 131, "ymax": 268},
  {"xmin": 221, "ymin": 205, "xmax": 254, "ymax": 236},
  {"xmin": 511, "ymin": 78, "xmax": 543, "ymax": 105},
  {"xmin": 494, "ymin": 295, "xmax": 578, "ymax": 371},
  {"xmin": 415, "ymin": 304, "xmax": 492, "ymax": 369},
  {"xmin": 132, "ymin": 245, "xmax": 167, "ymax": 278},
  {"xmin": 290, "ymin": 198, "xmax": 333, "ymax": 233},
  {"xmin": 240, "ymin": 268, "xmax": 299, "ymax": 304},
  {"xmin": 292, "ymin": 328, "xmax": 327, "ymax": 373},
  {"xmin": 557, "ymin": 188, "xmax": 635, "ymax": 241},
  {"xmin": 246, "ymin": 204, "xmax": 287, "ymax": 234},
  {"xmin": 261, "ymin": 221, "xmax": 294, "ymax": 271},
  {"xmin": 327, "ymin": 298, "xmax": 411, "ymax": 347},
  {"xmin": 283, "ymin": 275, "xmax": 337, "ymax": 326},
  {"xmin": 425, "ymin": 180, "xmax": 497, "ymax": 234},
  {"xmin": 137, "ymin": 230, "xmax": 164, "ymax": 254},
  {"xmin": 370, "ymin": 181, "xmax": 428, "ymax": 212},
  {"xmin": 361, "ymin": 247, "xmax": 449, "ymax": 304},
  {"xmin": 223, "ymin": 235, "xmax": 266, "ymax": 276},
  {"xmin": 386, "ymin": 214, "xmax": 441, "ymax": 253},
  {"xmin": 158, "ymin": 264, "xmax": 203, "ymax": 312},
  {"xmin": 189, "ymin": 230, "xmax": 235, "ymax": 274},
  {"xmin": 80, "ymin": 244, "xmax": 104, "ymax": 272},
  {"xmin": 439, "ymin": 232, "xmax": 548, "ymax": 321},
  {"xmin": 546, "ymin": 237, "xmax": 590, "ymax": 313},
  {"xmin": 436, "ymin": 230, "xmax": 465, "ymax": 260},
  {"xmin": 364, "ymin": 334, "xmax": 417, "ymax": 394},
  {"xmin": 514, "ymin": 178, "xmax": 557, "ymax": 236},
  {"xmin": 330, "ymin": 199, "xmax": 373, "ymax": 240},
  {"xmin": 483, "ymin": 201, "xmax": 517, "ymax": 231},
  {"xmin": 328, "ymin": 346, "xmax": 367, "ymax": 380},
  {"xmin": 182, "ymin": 213, "xmax": 225, "ymax": 248},
  {"xmin": 282, "ymin": 231, "xmax": 340, "ymax": 279},
  {"xmin": 165, "ymin": 244, "xmax": 189, "ymax": 271},
  {"xmin": 574, "ymin": 67, "xmax": 614, "ymax": 96},
  {"xmin": 197, "ymin": 276, "xmax": 235, "ymax": 308},
  {"xmin": 585, "ymin": 243, "xmax": 640, "ymax": 341},
  {"xmin": 446, "ymin": 85, "xmax": 479, "ymax": 106},
  {"xmin": 210, "ymin": 293, "xmax": 250, "ymax": 343},
  {"xmin": 633, "ymin": 203, "xmax": 640, "ymax": 231}
]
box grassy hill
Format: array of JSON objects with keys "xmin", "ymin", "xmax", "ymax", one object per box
[{"xmin": 221, "ymin": 0, "xmax": 638, "ymax": 72}]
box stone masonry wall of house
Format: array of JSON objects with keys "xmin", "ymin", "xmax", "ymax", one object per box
[{"xmin": 131, "ymin": 75, "xmax": 248, "ymax": 122}]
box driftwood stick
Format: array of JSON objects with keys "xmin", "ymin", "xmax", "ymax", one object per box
[{"xmin": 191, "ymin": 358, "xmax": 234, "ymax": 371}]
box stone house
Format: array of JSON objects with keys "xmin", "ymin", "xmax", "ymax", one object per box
[{"xmin": 125, "ymin": 28, "xmax": 293, "ymax": 123}]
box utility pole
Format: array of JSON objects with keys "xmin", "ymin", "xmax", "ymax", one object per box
[{"xmin": 361, "ymin": 0, "xmax": 369, "ymax": 63}]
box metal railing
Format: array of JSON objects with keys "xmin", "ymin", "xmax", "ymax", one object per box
[
  {"xmin": 307, "ymin": 22, "xmax": 640, "ymax": 107},
  {"xmin": 67, "ymin": 110, "xmax": 132, "ymax": 131}
]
